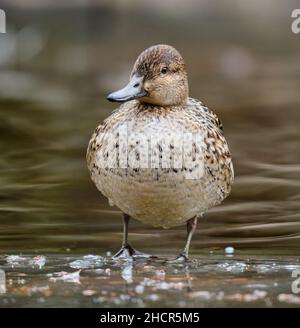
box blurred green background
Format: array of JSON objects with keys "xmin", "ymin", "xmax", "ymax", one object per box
[{"xmin": 0, "ymin": 0, "xmax": 300, "ymax": 255}]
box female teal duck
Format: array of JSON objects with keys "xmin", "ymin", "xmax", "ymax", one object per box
[{"xmin": 87, "ymin": 45, "xmax": 234, "ymax": 261}]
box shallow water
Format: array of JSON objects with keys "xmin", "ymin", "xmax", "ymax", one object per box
[
  {"xmin": 0, "ymin": 3, "xmax": 300, "ymax": 307},
  {"xmin": 1, "ymin": 252, "xmax": 300, "ymax": 307}
]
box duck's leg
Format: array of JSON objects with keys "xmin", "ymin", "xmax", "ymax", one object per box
[
  {"xmin": 168, "ymin": 216, "xmax": 198, "ymax": 262},
  {"xmin": 112, "ymin": 213, "xmax": 151, "ymax": 259},
  {"xmin": 112, "ymin": 214, "xmax": 134, "ymax": 259}
]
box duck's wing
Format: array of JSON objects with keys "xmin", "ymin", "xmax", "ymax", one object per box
[
  {"xmin": 207, "ymin": 108, "xmax": 223, "ymax": 131},
  {"xmin": 86, "ymin": 123, "xmax": 104, "ymax": 171},
  {"xmin": 188, "ymin": 97, "xmax": 223, "ymax": 131},
  {"xmin": 187, "ymin": 97, "xmax": 234, "ymax": 200}
]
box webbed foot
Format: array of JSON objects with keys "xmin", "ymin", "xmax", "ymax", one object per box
[
  {"xmin": 112, "ymin": 244, "xmax": 154, "ymax": 260},
  {"xmin": 166, "ymin": 253, "xmax": 189, "ymax": 263}
]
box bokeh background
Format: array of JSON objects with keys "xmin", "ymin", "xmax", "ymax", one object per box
[{"xmin": 0, "ymin": 0, "xmax": 300, "ymax": 255}]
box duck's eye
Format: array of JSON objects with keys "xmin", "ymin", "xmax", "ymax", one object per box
[{"xmin": 160, "ymin": 67, "xmax": 169, "ymax": 74}]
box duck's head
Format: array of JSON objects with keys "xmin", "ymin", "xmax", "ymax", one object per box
[{"xmin": 107, "ymin": 44, "xmax": 189, "ymax": 106}]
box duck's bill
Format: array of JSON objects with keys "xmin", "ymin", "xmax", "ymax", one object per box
[{"xmin": 107, "ymin": 75, "xmax": 147, "ymax": 102}]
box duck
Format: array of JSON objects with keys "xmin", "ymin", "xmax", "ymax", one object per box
[{"xmin": 87, "ymin": 44, "xmax": 234, "ymax": 261}]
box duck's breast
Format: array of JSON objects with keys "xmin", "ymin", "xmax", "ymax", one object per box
[{"xmin": 87, "ymin": 100, "xmax": 233, "ymax": 228}]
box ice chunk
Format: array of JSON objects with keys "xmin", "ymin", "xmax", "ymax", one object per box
[
  {"xmin": 49, "ymin": 270, "xmax": 81, "ymax": 283},
  {"xmin": 69, "ymin": 255, "xmax": 104, "ymax": 269},
  {"xmin": 29, "ymin": 256, "xmax": 46, "ymax": 269},
  {"xmin": 225, "ymin": 246, "xmax": 235, "ymax": 255}
]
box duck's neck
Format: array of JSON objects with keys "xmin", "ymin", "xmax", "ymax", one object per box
[
  {"xmin": 138, "ymin": 96, "xmax": 188, "ymax": 108},
  {"xmin": 136, "ymin": 99, "xmax": 188, "ymax": 112}
]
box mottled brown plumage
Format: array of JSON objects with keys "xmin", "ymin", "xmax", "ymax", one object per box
[{"xmin": 87, "ymin": 45, "xmax": 234, "ymax": 260}]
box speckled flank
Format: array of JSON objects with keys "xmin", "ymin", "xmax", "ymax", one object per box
[{"xmin": 87, "ymin": 45, "xmax": 234, "ymax": 229}]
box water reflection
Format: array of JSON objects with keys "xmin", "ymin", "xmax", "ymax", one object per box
[
  {"xmin": 1, "ymin": 254, "xmax": 300, "ymax": 307},
  {"xmin": 121, "ymin": 262, "xmax": 133, "ymax": 284}
]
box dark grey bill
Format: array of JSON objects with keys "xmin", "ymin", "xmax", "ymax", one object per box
[{"xmin": 107, "ymin": 75, "xmax": 146, "ymax": 102}]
